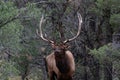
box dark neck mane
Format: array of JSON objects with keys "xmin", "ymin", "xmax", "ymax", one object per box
[{"xmin": 55, "ymin": 51, "xmax": 70, "ymax": 73}]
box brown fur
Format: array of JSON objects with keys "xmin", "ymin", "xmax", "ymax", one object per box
[{"xmin": 45, "ymin": 50, "xmax": 75, "ymax": 80}]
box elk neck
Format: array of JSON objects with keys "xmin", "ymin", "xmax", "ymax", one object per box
[{"xmin": 54, "ymin": 50, "xmax": 70, "ymax": 73}]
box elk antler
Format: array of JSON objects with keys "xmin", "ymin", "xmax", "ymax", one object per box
[
  {"xmin": 36, "ymin": 15, "xmax": 54, "ymax": 44},
  {"xmin": 63, "ymin": 13, "xmax": 82, "ymax": 43}
]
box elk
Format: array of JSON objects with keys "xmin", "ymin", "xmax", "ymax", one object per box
[{"xmin": 36, "ymin": 13, "xmax": 82, "ymax": 80}]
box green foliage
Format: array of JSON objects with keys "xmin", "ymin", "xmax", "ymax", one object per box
[
  {"xmin": 27, "ymin": 67, "xmax": 43, "ymax": 80},
  {"xmin": 110, "ymin": 14, "xmax": 120, "ymax": 31},
  {"xmin": 0, "ymin": 1, "xmax": 45, "ymax": 79},
  {"xmin": 48, "ymin": 0, "xmax": 65, "ymax": 2},
  {"xmin": 90, "ymin": 44, "xmax": 111, "ymax": 63},
  {"xmin": 0, "ymin": 20, "xmax": 23, "ymax": 52},
  {"xmin": 26, "ymin": 2, "xmax": 43, "ymax": 19},
  {"xmin": 0, "ymin": 1, "xmax": 19, "ymax": 26},
  {"xmin": 92, "ymin": 0, "xmax": 120, "ymax": 15},
  {"xmin": 0, "ymin": 60, "xmax": 20, "ymax": 80},
  {"xmin": 90, "ymin": 44, "xmax": 120, "ymax": 63},
  {"xmin": 90, "ymin": 0, "xmax": 120, "ymax": 32},
  {"xmin": 0, "ymin": 0, "xmax": 23, "ymax": 52},
  {"xmin": 90, "ymin": 44, "xmax": 120, "ymax": 79}
]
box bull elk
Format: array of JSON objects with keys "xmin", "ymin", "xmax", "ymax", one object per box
[{"xmin": 36, "ymin": 13, "xmax": 82, "ymax": 80}]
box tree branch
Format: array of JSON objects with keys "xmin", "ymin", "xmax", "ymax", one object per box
[{"xmin": 0, "ymin": 14, "xmax": 20, "ymax": 29}]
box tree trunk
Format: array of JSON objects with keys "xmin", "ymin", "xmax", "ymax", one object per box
[
  {"xmin": 103, "ymin": 59, "xmax": 112, "ymax": 80},
  {"xmin": 102, "ymin": 7, "xmax": 113, "ymax": 44},
  {"xmin": 102, "ymin": 7, "xmax": 113, "ymax": 80},
  {"xmin": 89, "ymin": 56, "xmax": 100, "ymax": 80}
]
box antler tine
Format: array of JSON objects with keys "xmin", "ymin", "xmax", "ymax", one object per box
[
  {"xmin": 63, "ymin": 13, "xmax": 82, "ymax": 43},
  {"xmin": 36, "ymin": 15, "xmax": 54, "ymax": 44}
]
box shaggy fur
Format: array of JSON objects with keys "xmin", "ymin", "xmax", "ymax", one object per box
[{"xmin": 45, "ymin": 50, "xmax": 75, "ymax": 80}]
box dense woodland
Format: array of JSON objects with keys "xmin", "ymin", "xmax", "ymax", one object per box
[{"xmin": 0, "ymin": 0, "xmax": 120, "ymax": 80}]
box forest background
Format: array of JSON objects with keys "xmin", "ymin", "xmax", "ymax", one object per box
[{"xmin": 0, "ymin": 0, "xmax": 120, "ymax": 80}]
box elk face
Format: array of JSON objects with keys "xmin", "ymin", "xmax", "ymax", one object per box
[{"xmin": 51, "ymin": 43, "xmax": 69, "ymax": 57}]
